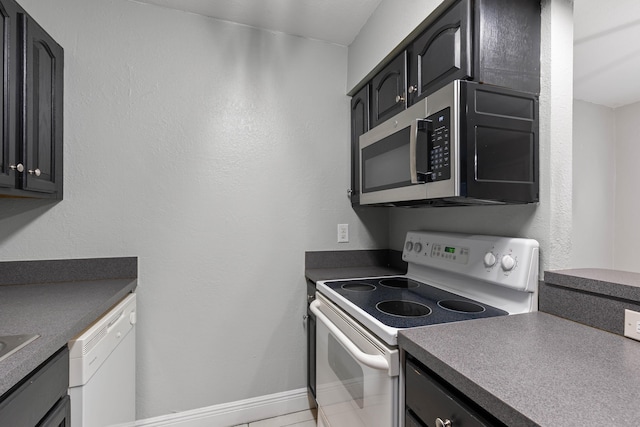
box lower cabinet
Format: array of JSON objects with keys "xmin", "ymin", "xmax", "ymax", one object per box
[
  {"xmin": 405, "ymin": 354, "xmax": 504, "ymax": 427},
  {"xmin": 306, "ymin": 280, "xmax": 316, "ymax": 400},
  {"xmin": 0, "ymin": 347, "xmax": 71, "ymax": 426},
  {"xmin": 39, "ymin": 395, "xmax": 70, "ymax": 427}
]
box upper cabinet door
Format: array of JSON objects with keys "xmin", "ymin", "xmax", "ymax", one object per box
[
  {"xmin": 20, "ymin": 14, "xmax": 63, "ymax": 195},
  {"xmin": 407, "ymin": 0, "xmax": 472, "ymax": 104},
  {"xmin": 0, "ymin": 0, "xmax": 16, "ymax": 189},
  {"xmin": 371, "ymin": 51, "xmax": 406, "ymax": 128},
  {"xmin": 350, "ymin": 84, "xmax": 370, "ymax": 205}
]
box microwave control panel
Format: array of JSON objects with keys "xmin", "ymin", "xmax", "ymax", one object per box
[{"xmin": 427, "ymin": 108, "xmax": 451, "ymax": 182}]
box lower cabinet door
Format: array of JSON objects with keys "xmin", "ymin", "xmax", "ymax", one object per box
[{"xmin": 39, "ymin": 395, "xmax": 71, "ymax": 427}]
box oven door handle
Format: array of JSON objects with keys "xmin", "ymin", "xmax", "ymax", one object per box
[{"xmin": 310, "ymin": 300, "xmax": 390, "ymax": 372}]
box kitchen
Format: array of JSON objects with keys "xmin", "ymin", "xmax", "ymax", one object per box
[{"xmin": 0, "ymin": 0, "xmax": 637, "ymax": 426}]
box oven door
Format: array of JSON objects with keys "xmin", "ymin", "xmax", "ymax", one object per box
[{"xmin": 310, "ymin": 295, "xmax": 399, "ymax": 427}]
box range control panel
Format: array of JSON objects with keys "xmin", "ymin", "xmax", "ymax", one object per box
[
  {"xmin": 427, "ymin": 108, "xmax": 451, "ymax": 182},
  {"xmin": 402, "ymin": 231, "xmax": 539, "ymax": 292}
]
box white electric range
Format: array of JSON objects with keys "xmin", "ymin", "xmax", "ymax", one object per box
[{"xmin": 311, "ymin": 231, "xmax": 539, "ymax": 427}]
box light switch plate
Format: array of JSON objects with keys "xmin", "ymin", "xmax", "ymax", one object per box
[{"xmin": 624, "ymin": 309, "xmax": 640, "ymax": 342}]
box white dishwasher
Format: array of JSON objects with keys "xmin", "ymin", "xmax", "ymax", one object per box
[{"xmin": 68, "ymin": 293, "xmax": 137, "ymax": 427}]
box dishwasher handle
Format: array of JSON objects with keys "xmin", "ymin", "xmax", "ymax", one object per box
[{"xmin": 310, "ymin": 299, "xmax": 390, "ymax": 372}]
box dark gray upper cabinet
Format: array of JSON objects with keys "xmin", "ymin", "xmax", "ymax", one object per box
[
  {"xmin": 407, "ymin": 0, "xmax": 472, "ymax": 104},
  {"xmin": 371, "ymin": 51, "xmax": 406, "ymax": 128},
  {"xmin": 349, "ymin": 84, "xmax": 370, "ymax": 205},
  {"xmin": 473, "ymin": 0, "xmax": 541, "ymax": 94},
  {"xmin": 0, "ymin": 0, "xmax": 63, "ymax": 199},
  {"xmin": 358, "ymin": 0, "xmax": 540, "ymax": 129},
  {"xmin": 20, "ymin": 12, "xmax": 63, "ymax": 196},
  {"xmin": 0, "ymin": 0, "xmax": 17, "ymax": 190}
]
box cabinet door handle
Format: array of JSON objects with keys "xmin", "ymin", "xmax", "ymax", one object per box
[
  {"xmin": 435, "ymin": 418, "xmax": 452, "ymax": 427},
  {"xmin": 10, "ymin": 163, "xmax": 24, "ymax": 172},
  {"xmin": 408, "ymin": 85, "xmax": 417, "ymax": 94},
  {"xmin": 395, "ymin": 94, "xmax": 405, "ymax": 103},
  {"xmin": 28, "ymin": 168, "xmax": 41, "ymax": 177}
]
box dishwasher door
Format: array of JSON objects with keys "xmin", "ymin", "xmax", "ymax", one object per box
[{"xmin": 68, "ymin": 293, "xmax": 137, "ymax": 427}]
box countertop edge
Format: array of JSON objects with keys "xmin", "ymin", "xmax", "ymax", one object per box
[
  {"xmin": 545, "ymin": 268, "xmax": 640, "ymax": 302},
  {"xmin": 399, "ymin": 312, "xmax": 640, "ymax": 426},
  {"xmin": 0, "ymin": 278, "xmax": 137, "ymax": 398},
  {"xmin": 398, "ymin": 325, "xmax": 538, "ymax": 427}
]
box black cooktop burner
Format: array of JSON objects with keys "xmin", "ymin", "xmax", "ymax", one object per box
[
  {"xmin": 438, "ymin": 299, "xmax": 485, "ymax": 313},
  {"xmin": 379, "ymin": 278, "xmax": 420, "ymax": 289},
  {"xmin": 323, "ymin": 276, "xmax": 508, "ymax": 328},
  {"xmin": 341, "ymin": 282, "xmax": 376, "ymax": 292},
  {"xmin": 376, "ymin": 300, "xmax": 432, "ymax": 317}
]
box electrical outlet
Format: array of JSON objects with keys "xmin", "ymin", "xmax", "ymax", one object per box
[
  {"xmin": 337, "ymin": 224, "xmax": 349, "ymax": 243},
  {"xmin": 624, "ymin": 309, "xmax": 640, "ymax": 342}
]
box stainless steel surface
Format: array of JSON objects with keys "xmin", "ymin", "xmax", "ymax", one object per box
[
  {"xmin": 410, "ymin": 118, "xmax": 427, "ymax": 184},
  {"xmin": 424, "ymin": 80, "xmax": 459, "ymax": 200},
  {"xmin": 10, "ymin": 163, "xmax": 24, "ymax": 172},
  {"xmin": 0, "ymin": 334, "xmax": 40, "ymax": 363},
  {"xmin": 359, "ymin": 97, "xmax": 429, "ymax": 205}
]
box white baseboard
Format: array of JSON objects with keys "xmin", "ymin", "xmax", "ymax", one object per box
[{"xmin": 133, "ymin": 388, "xmax": 313, "ymax": 427}]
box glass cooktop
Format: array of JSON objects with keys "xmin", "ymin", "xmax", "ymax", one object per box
[{"xmin": 322, "ymin": 276, "xmax": 508, "ymax": 329}]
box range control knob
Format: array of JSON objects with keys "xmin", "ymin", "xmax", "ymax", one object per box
[
  {"xmin": 501, "ymin": 255, "xmax": 516, "ymax": 271},
  {"xmin": 483, "ymin": 252, "xmax": 497, "ymax": 267},
  {"xmin": 414, "ymin": 243, "xmax": 423, "ymax": 253},
  {"xmin": 405, "ymin": 241, "xmax": 414, "ymax": 252}
]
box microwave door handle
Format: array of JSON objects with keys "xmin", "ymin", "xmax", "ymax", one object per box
[{"xmin": 410, "ymin": 119, "xmax": 430, "ymax": 184}]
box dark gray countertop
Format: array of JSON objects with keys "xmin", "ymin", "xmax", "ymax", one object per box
[
  {"xmin": 399, "ymin": 312, "xmax": 640, "ymax": 426},
  {"xmin": 305, "ymin": 266, "xmax": 405, "ymax": 283},
  {"xmin": 545, "ymin": 268, "xmax": 640, "ymax": 301},
  {"xmin": 0, "ymin": 258, "xmax": 137, "ymax": 398},
  {"xmin": 305, "ymin": 249, "xmax": 406, "ymax": 284}
]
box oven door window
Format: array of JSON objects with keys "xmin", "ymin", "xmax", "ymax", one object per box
[
  {"xmin": 328, "ymin": 334, "xmax": 364, "ymax": 408},
  {"xmin": 316, "ymin": 317, "xmax": 397, "ymax": 427}
]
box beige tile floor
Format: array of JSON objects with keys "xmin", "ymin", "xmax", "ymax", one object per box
[{"xmin": 232, "ymin": 409, "xmax": 317, "ymax": 427}]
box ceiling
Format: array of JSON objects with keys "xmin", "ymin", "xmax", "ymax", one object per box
[
  {"xmin": 132, "ymin": 0, "xmax": 638, "ymax": 108},
  {"xmin": 574, "ymin": 0, "xmax": 640, "ymax": 108},
  {"xmin": 131, "ymin": 0, "xmax": 382, "ymax": 46}
]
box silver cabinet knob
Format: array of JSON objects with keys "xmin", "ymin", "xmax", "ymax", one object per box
[
  {"xmin": 347, "ymin": 188, "xmax": 353, "ymax": 198},
  {"xmin": 10, "ymin": 163, "xmax": 24, "ymax": 172},
  {"xmin": 395, "ymin": 94, "xmax": 405, "ymax": 103},
  {"xmin": 435, "ymin": 418, "xmax": 452, "ymax": 427},
  {"xmin": 408, "ymin": 85, "xmax": 417, "ymax": 94},
  {"xmin": 302, "ymin": 314, "xmax": 309, "ymax": 321},
  {"xmin": 28, "ymin": 168, "xmax": 41, "ymax": 176}
]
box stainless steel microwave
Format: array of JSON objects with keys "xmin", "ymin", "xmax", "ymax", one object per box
[{"xmin": 359, "ymin": 80, "xmax": 538, "ymax": 206}]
